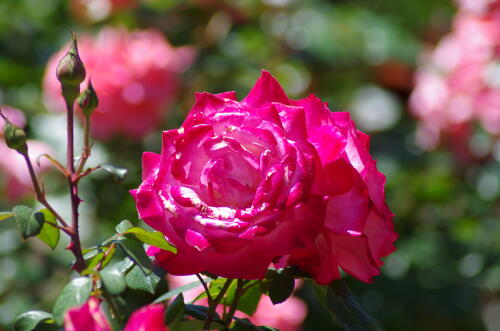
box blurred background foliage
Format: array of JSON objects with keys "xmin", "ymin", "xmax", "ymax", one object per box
[{"xmin": 0, "ymin": 0, "xmax": 499, "ymax": 330}]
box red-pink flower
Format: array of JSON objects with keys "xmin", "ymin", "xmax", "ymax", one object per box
[
  {"xmin": 0, "ymin": 106, "xmax": 52, "ymax": 202},
  {"xmin": 64, "ymin": 297, "xmax": 111, "ymax": 331},
  {"xmin": 133, "ymin": 71, "xmax": 396, "ymax": 284},
  {"xmin": 124, "ymin": 304, "xmax": 168, "ymax": 331},
  {"xmin": 64, "ymin": 298, "xmax": 168, "ymax": 331},
  {"xmin": 410, "ymin": 1, "xmax": 500, "ymax": 155},
  {"xmin": 43, "ymin": 28, "xmax": 195, "ymax": 140}
]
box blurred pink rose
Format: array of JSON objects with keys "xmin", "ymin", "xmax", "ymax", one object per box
[
  {"xmin": 124, "ymin": 303, "xmax": 168, "ymax": 331},
  {"xmin": 65, "ymin": 298, "xmax": 169, "ymax": 331},
  {"xmin": 0, "ymin": 106, "xmax": 52, "ymax": 202},
  {"xmin": 168, "ymin": 275, "xmax": 306, "ymax": 331},
  {"xmin": 410, "ymin": 2, "xmax": 500, "ymax": 157},
  {"xmin": 133, "ymin": 71, "xmax": 396, "ymax": 284},
  {"xmin": 43, "ymin": 28, "xmax": 195, "ymax": 140},
  {"xmin": 64, "ymin": 297, "xmax": 111, "ymax": 331}
]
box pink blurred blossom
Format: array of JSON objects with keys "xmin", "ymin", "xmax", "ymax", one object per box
[
  {"xmin": 124, "ymin": 303, "xmax": 168, "ymax": 331},
  {"xmin": 64, "ymin": 297, "xmax": 111, "ymax": 331},
  {"xmin": 64, "ymin": 298, "xmax": 169, "ymax": 331},
  {"xmin": 410, "ymin": 2, "xmax": 500, "ymax": 157},
  {"xmin": 0, "ymin": 106, "xmax": 52, "ymax": 202},
  {"xmin": 43, "ymin": 28, "xmax": 195, "ymax": 140}
]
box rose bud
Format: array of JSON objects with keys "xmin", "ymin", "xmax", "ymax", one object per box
[
  {"xmin": 43, "ymin": 28, "xmax": 196, "ymax": 140},
  {"xmin": 78, "ymin": 80, "xmax": 99, "ymax": 116},
  {"xmin": 56, "ymin": 34, "xmax": 86, "ymax": 104},
  {"xmin": 3, "ymin": 121, "xmax": 28, "ymax": 154}
]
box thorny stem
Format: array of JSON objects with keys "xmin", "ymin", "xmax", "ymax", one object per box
[
  {"xmin": 196, "ymin": 274, "xmax": 214, "ymax": 303},
  {"xmin": 203, "ymin": 278, "xmax": 233, "ymax": 330},
  {"xmin": 21, "ymin": 153, "xmax": 71, "ymax": 233},
  {"xmin": 76, "ymin": 114, "xmax": 91, "ymax": 175},
  {"xmin": 224, "ymin": 279, "xmax": 245, "ymax": 328},
  {"xmin": 65, "ymin": 98, "xmax": 86, "ymax": 273},
  {"xmin": 4, "ymin": 106, "xmax": 71, "ymax": 234}
]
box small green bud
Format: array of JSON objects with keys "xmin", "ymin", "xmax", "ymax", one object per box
[
  {"xmin": 56, "ymin": 34, "xmax": 86, "ymax": 87},
  {"xmin": 77, "ymin": 80, "xmax": 99, "ymax": 116},
  {"xmin": 4, "ymin": 122, "xmax": 27, "ymax": 154},
  {"xmin": 56, "ymin": 34, "xmax": 86, "ymax": 105}
]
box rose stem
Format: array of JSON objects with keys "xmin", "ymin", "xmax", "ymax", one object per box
[
  {"xmin": 21, "ymin": 152, "xmax": 71, "ymax": 233},
  {"xmin": 224, "ymin": 279, "xmax": 244, "ymax": 328},
  {"xmin": 64, "ymin": 97, "xmax": 86, "ymax": 273},
  {"xmin": 203, "ymin": 278, "xmax": 233, "ymax": 330}
]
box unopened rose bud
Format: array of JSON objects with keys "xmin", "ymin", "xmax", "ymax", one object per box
[
  {"xmin": 77, "ymin": 80, "xmax": 98, "ymax": 116},
  {"xmin": 56, "ymin": 34, "xmax": 86, "ymax": 105},
  {"xmin": 3, "ymin": 122, "xmax": 27, "ymax": 154}
]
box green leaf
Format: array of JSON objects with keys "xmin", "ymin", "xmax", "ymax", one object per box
[
  {"xmin": 100, "ymin": 245, "xmax": 116, "ymax": 270},
  {"xmin": 117, "ymin": 237, "xmax": 152, "ymax": 274},
  {"xmin": 36, "ymin": 209, "xmax": 60, "ymax": 249},
  {"xmin": 0, "ymin": 211, "xmax": 14, "ymax": 222},
  {"xmin": 169, "ymin": 320, "xmax": 207, "ymax": 331},
  {"xmin": 100, "ymin": 267, "xmax": 126, "ymax": 296},
  {"xmin": 115, "ymin": 219, "xmax": 133, "ymax": 233},
  {"xmin": 14, "ymin": 311, "xmax": 52, "ymax": 331},
  {"xmin": 81, "ymin": 251, "xmax": 104, "ymax": 275},
  {"xmin": 101, "ymin": 164, "xmax": 128, "ymax": 182},
  {"xmin": 230, "ymin": 318, "xmax": 257, "ymax": 331},
  {"xmin": 209, "ymin": 278, "xmax": 234, "ymax": 305},
  {"xmin": 165, "ymin": 293, "xmax": 185, "ymax": 325},
  {"xmin": 154, "ymin": 278, "xmax": 209, "ymax": 303},
  {"xmin": 324, "ymin": 280, "xmax": 378, "ymax": 331},
  {"xmin": 115, "ymin": 257, "xmax": 134, "ymax": 274},
  {"xmin": 125, "ymin": 227, "xmax": 177, "ymax": 253},
  {"xmin": 237, "ymin": 281, "xmax": 262, "ymax": 315},
  {"xmin": 184, "ymin": 304, "xmax": 220, "ymax": 321},
  {"xmin": 268, "ymin": 270, "xmax": 295, "ymax": 305},
  {"xmin": 13, "ymin": 205, "xmax": 45, "ymax": 239},
  {"xmin": 256, "ymin": 327, "xmax": 280, "ymax": 331},
  {"xmin": 52, "ymin": 277, "xmax": 92, "ymax": 324},
  {"xmin": 125, "ymin": 264, "xmax": 163, "ymax": 294}
]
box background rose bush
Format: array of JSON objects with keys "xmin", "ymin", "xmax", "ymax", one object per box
[
  {"xmin": 410, "ymin": 0, "xmax": 500, "ymax": 160},
  {"xmin": 43, "ymin": 27, "xmax": 195, "ymax": 140}
]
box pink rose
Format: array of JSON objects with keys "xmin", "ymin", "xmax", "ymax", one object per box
[
  {"xmin": 64, "ymin": 298, "xmax": 168, "ymax": 331},
  {"xmin": 43, "ymin": 28, "xmax": 195, "ymax": 140},
  {"xmin": 133, "ymin": 71, "xmax": 396, "ymax": 284},
  {"xmin": 64, "ymin": 297, "xmax": 111, "ymax": 331},
  {"xmin": 168, "ymin": 275, "xmax": 306, "ymax": 331},
  {"xmin": 248, "ymin": 295, "xmax": 306, "ymax": 331},
  {"xmin": 124, "ymin": 304, "xmax": 168, "ymax": 331},
  {"xmin": 410, "ymin": 2, "xmax": 500, "ymax": 158},
  {"xmin": 0, "ymin": 106, "xmax": 52, "ymax": 202}
]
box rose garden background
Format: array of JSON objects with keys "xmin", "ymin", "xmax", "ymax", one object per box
[{"xmin": 0, "ymin": 0, "xmax": 499, "ymax": 330}]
